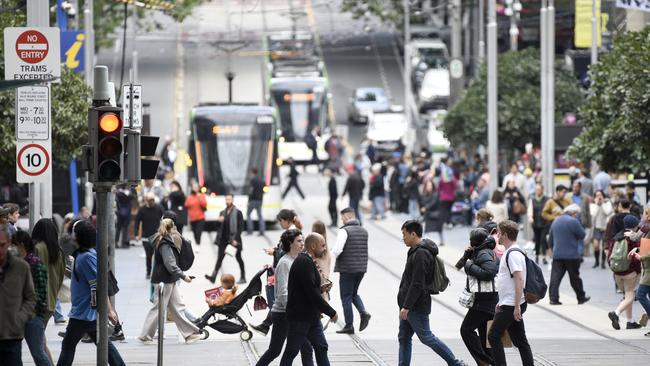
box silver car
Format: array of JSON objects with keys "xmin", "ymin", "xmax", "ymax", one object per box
[{"xmin": 347, "ymin": 87, "xmax": 390, "ymax": 124}]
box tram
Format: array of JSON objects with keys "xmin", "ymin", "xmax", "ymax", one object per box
[{"xmin": 187, "ymin": 104, "xmax": 281, "ymax": 225}]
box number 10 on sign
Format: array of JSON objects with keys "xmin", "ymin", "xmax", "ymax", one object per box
[{"xmin": 16, "ymin": 141, "xmax": 51, "ymax": 183}]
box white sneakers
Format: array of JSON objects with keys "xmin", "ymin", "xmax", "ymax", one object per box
[
  {"xmin": 137, "ymin": 336, "xmax": 154, "ymax": 345},
  {"xmin": 185, "ymin": 333, "xmax": 202, "ymax": 344}
]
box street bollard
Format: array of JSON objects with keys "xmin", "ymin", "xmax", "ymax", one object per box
[{"xmin": 157, "ymin": 284, "xmax": 164, "ymax": 366}]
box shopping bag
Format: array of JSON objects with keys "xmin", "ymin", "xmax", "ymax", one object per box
[{"xmin": 486, "ymin": 320, "xmax": 513, "ymax": 348}]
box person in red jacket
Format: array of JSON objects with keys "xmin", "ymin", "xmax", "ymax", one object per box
[{"xmin": 185, "ymin": 182, "xmax": 207, "ymax": 247}]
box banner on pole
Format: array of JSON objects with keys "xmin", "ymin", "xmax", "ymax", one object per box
[
  {"xmin": 616, "ymin": 0, "xmax": 650, "ymax": 12},
  {"xmin": 575, "ymin": 0, "xmax": 603, "ymax": 48}
]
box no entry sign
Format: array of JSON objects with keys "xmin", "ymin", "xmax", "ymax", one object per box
[
  {"xmin": 16, "ymin": 30, "xmax": 49, "ymax": 64},
  {"xmin": 4, "ymin": 27, "xmax": 60, "ymax": 81},
  {"xmin": 16, "ymin": 141, "xmax": 51, "ymax": 183}
]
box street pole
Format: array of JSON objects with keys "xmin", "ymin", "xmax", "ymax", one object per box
[
  {"xmin": 478, "ymin": 0, "xmax": 485, "ymax": 61},
  {"xmin": 591, "ymin": 0, "xmax": 598, "ymax": 64},
  {"xmin": 450, "ymin": 0, "xmax": 464, "ymax": 105},
  {"xmin": 540, "ymin": 1, "xmax": 549, "ymax": 196},
  {"xmin": 487, "ymin": 0, "xmax": 498, "ymax": 193},
  {"xmin": 547, "ymin": 0, "xmax": 555, "ymax": 193},
  {"xmin": 93, "ymin": 66, "xmax": 111, "ymax": 366},
  {"xmin": 403, "ymin": 0, "xmax": 413, "ymax": 151},
  {"xmin": 26, "ymin": 0, "xmax": 50, "ymax": 225},
  {"xmin": 508, "ymin": 0, "xmax": 520, "ymax": 51},
  {"xmin": 84, "ymin": 0, "xmax": 94, "ymax": 87}
]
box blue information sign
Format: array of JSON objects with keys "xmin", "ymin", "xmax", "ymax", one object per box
[{"xmin": 60, "ymin": 31, "xmax": 85, "ymax": 73}]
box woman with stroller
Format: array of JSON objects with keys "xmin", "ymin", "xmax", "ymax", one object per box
[
  {"xmin": 459, "ymin": 228, "xmax": 499, "ymax": 366},
  {"xmin": 256, "ymin": 229, "xmax": 314, "ymax": 366},
  {"xmin": 138, "ymin": 218, "xmax": 202, "ymax": 344}
]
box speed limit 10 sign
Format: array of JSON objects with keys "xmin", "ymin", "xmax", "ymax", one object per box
[{"xmin": 16, "ymin": 141, "xmax": 51, "ymax": 183}]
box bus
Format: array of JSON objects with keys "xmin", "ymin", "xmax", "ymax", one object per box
[
  {"xmin": 270, "ymin": 76, "xmax": 331, "ymax": 164},
  {"xmin": 188, "ymin": 104, "xmax": 281, "ymax": 225}
]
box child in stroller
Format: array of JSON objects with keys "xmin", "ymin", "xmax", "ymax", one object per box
[
  {"xmin": 206, "ymin": 274, "xmax": 238, "ymax": 308},
  {"xmin": 194, "ymin": 268, "xmax": 265, "ymax": 341}
]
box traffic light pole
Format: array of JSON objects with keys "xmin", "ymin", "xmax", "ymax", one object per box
[
  {"xmin": 95, "ymin": 185, "xmax": 111, "ymax": 366},
  {"xmin": 487, "ymin": 0, "xmax": 498, "ymax": 193}
]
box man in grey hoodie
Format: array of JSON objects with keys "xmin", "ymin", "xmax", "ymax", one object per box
[{"xmin": 398, "ymin": 220, "xmax": 466, "ymax": 366}]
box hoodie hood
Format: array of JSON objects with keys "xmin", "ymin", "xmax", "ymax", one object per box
[
  {"xmin": 418, "ymin": 238, "xmax": 439, "ymax": 257},
  {"xmin": 476, "ymin": 236, "xmax": 497, "ymax": 251}
]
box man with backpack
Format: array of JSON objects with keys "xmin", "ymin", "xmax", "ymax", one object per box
[
  {"xmin": 607, "ymin": 215, "xmax": 643, "ymax": 330},
  {"xmin": 547, "ymin": 204, "xmax": 590, "ymax": 305},
  {"xmin": 398, "ymin": 220, "xmax": 467, "ymax": 366},
  {"xmin": 488, "ymin": 220, "xmax": 535, "ymax": 366}
]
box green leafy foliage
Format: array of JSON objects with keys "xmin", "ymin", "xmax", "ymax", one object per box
[
  {"xmin": 0, "ymin": 1, "xmax": 91, "ymax": 181},
  {"xmin": 442, "ymin": 48, "xmax": 583, "ymax": 150},
  {"xmin": 568, "ymin": 26, "xmax": 650, "ymax": 173}
]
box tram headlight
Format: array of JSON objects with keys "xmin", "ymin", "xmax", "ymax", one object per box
[
  {"xmin": 263, "ymin": 186, "xmax": 270, "ymax": 193},
  {"xmin": 276, "ymin": 158, "xmax": 284, "ymax": 166},
  {"xmin": 200, "ymin": 187, "xmax": 207, "ymax": 193},
  {"xmin": 279, "ymin": 136, "xmax": 285, "ymax": 143}
]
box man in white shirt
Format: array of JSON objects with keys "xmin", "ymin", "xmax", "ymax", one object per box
[{"xmin": 488, "ymin": 220, "xmax": 534, "ymax": 366}]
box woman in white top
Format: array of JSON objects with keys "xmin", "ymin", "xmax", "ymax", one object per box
[
  {"xmin": 589, "ymin": 190, "xmax": 613, "ymax": 268},
  {"xmin": 256, "ymin": 229, "xmax": 313, "ymax": 366},
  {"xmin": 486, "ymin": 190, "xmax": 509, "ymax": 223}
]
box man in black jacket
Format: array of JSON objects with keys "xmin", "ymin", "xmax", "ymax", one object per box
[
  {"xmin": 325, "ymin": 169, "xmax": 338, "ymax": 227},
  {"xmin": 205, "ymin": 194, "xmax": 246, "ymax": 284},
  {"xmin": 280, "ymin": 233, "xmax": 337, "ymax": 366},
  {"xmin": 246, "ymin": 168, "xmax": 266, "ymax": 236},
  {"xmin": 398, "ymin": 220, "xmax": 466, "ymax": 366},
  {"xmin": 135, "ymin": 192, "xmax": 164, "ymax": 278},
  {"xmin": 342, "ymin": 171, "xmax": 365, "ymax": 221}
]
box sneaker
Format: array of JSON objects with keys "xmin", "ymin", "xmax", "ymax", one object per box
[
  {"xmin": 251, "ymin": 323, "xmax": 270, "ymax": 336},
  {"xmin": 640, "ymin": 313, "xmax": 648, "ymax": 327},
  {"xmin": 608, "ymin": 311, "xmax": 621, "ymax": 330},
  {"xmin": 81, "ymin": 334, "xmax": 93, "ymax": 343},
  {"xmin": 336, "ymin": 325, "xmax": 354, "ymax": 334},
  {"xmin": 578, "ymin": 296, "xmax": 591, "ymax": 305},
  {"xmin": 54, "ymin": 318, "xmax": 67, "ymax": 324},
  {"xmin": 549, "ymin": 301, "xmax": 562, "ymax": 305},
  {"xmin": 109, "ymin": 329, "xmax": 125, "ymax": 342},
  {"xmin": 645, "ymin": 331, "xmax": 650, "ymax": 337},
  {"xmin": 137, "ymin": 336, "xmax": 154, "ymax": 345},
  {"xmin": 626, "ymin": 322, "xmax": 642, "ymax": 330},
  {"xmin": 185, "ymin": 333, "xmax": 202, "ymax": 344},
  {"xmin": 359, "ymin": 312, "xmax": 371, "ymax": 332}
]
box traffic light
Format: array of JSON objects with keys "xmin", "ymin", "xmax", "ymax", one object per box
[{"xmin": 88, "ymin": 106, "xmax": 124, "ymax": 183}]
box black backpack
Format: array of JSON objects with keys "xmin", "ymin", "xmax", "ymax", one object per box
[
  {"xmin": 177, "ymin": 237, "xmax": 195, "ymax": 271},
  {"xmin": 505, "ymin": 248, "xmax": 547, "ymax": 304}
]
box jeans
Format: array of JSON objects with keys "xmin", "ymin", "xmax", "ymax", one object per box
[
  {"xmin": 57, "ymin": 318, "xmax": 125, "ymax": 366},
  {"xmin": 24, "ymin": 316, "xmax": 51, "ymax": 366},
  {"xmin": 636, "ymin": 284, "xmax": 650, "ymax": 315},
  {"xmin": 460, "ymin": 308, "xmax": 493, "ymax": 365},
  {"xmin": 280, "ymin": 319, "xmax": 329, "ymax": 366},
  {"xmin": 532, "ymin": 226, "xmax": 548, "ymax": 258},
  {"xmin": 408, "ymin": 198, "xmax": 419, "ymax": 219},
  {"xmin": 256, "ymin": 312, "xmax": 313, "ymax": 366},
  {"xmin": 398, "ymin": 310, "xmax": 461, "ymax": 366},
  {"xmin": 115, "ymin": 214, "xmax": 130, "ymax": 247},
  {"xmin": 349, "ymin": 199, "xmax": 361, "ymax": 224},
  {"xmin": 189, "ymin": 220, "xmax": 205, "ymax": 246},
  {"xmin": 0, "ymin": 339, "xmax": 23, "ymax": 366},
  {"xmin": 54, "ymin": 299, "xmax": 66, "ymax": 322},
  {"xmin": 488, "ymin": 304, "xmax": 534, "ymax": 366},
  {"xmin": 549, "ymin": 259, "xmax": 587, "ymax": 302},
  {"xmin": 371, "ymin": 196, "xmax": 385, "ymax": 219},
  {"xmin": 339, "ymin": 272, "xmax": 367, "ymax": 327},
  {"xmin": 246, "ymin": 200, "xmax": 266, "ymax": 235}
]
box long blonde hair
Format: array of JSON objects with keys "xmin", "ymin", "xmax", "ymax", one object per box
[{"xmin": 155, "ymin": 218, "xmax": 176, "ymax": 247}]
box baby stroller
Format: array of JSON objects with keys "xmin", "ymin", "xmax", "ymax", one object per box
[{"xmin": 194, "ymin": 268, "xmax": 265, "ymax": 341}]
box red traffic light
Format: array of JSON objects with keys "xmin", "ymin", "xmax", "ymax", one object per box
[{"xmin": 99, "ymin": 112, "xmax": 121, "ymax": 133}]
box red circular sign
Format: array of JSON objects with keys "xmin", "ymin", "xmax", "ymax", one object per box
[
  {"xmin": 15, "ymin": 30, "xmax": 49, "ymax": 64},
  {"xmin": 17, "ymin": 144, "xmax": 50, "ymax": 177}
]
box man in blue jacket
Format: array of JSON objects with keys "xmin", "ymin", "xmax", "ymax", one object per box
[{"xmin": 548, "ymin": 204, "xmax": 590, "ymax": 305}]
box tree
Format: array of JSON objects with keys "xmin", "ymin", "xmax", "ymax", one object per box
[
  {"xmin": 442, "ymin": 48, "xmax": 584, "ymax": 151},
  {"xmin": 567, "ymin": 26, "xmax": 650, "ymax": 173},
  {"xmin": 0, "ymin": 2, "xmax": 92, "ymax": 181}
]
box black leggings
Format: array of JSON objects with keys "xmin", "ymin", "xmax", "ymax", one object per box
[
  {"xmin": 460, "ymin": 308, "xmax": 494, "ymax": 365},
  {"xmin": 190, "ymin": 220, "xmax": 205, "ymax": 246},
  {"xmin": 212, "ymin": 244, "xmax": 246, "ymax": 279},
  {"xmin": 532, "ymin": 226, "xmax": 548, "ymax": 257}
]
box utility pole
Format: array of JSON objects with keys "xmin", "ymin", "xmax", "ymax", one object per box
[
  {"xmin": 591, "ymin": 0, "xmax": 598, "ymax": 64},
  {"xmin": 487, "ymin": 0, "xmax": 498, "ymax": 193},
  {"xmin": 506, "ymin": 0, "xmax": 521, "ymax": 51},
  {"xmin": 84, "ymin": 0, "xmax": 94, "ymax": 87},
  {"xmin": 478, "ymin": 0, "xmax": 485, "ymax": 61},
  {"xmin": 541, "ymin": 0, "xmax": 555, "ymax": 196},
  {"xmin": 26, "ymin": 0, "xmax": 51, "ymax": 229},
  {"xmin": 449, "ymin": 0, "xmax": 464, "ymax": 105},
  {"xmin": 540, "ymin": 1, "xmax": 548, "ymax": 196},
  {"xmin": 403, "ymin": 0, "xmax": 412, "ymax": 149}
]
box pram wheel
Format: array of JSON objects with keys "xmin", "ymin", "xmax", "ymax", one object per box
[
  {"xmin": 240, "ymin": 330, "xmax": 252, "ymax": 341},
  {"xmin": 200, "ymin": 329, "xmax": 210, "ymax": 340}
]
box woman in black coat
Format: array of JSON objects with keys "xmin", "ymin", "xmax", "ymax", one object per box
[
  {"xmin": 460, "ymin": 229, "xmax": 499, "ymax": 366},
  {"xmin": 419, "ymin": 180, "xmax": 444, "ymax": 245},
  {"xmin": 167, "ymin": 181, "xmax": 187, "ymax": 234}
]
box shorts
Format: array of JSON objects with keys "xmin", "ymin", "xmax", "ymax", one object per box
[
  {"xmin": 615, "ymin": 272, "xmax": 640, "ymax": 292},
  {"xmin": 592, "ymin": 229, "xmax": 604, "ymax": 242}
]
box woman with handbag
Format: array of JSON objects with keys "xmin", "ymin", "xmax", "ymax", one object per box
[{"xmin": 460, "ymin": 228, "xmax": 499, "ymax": 366}]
